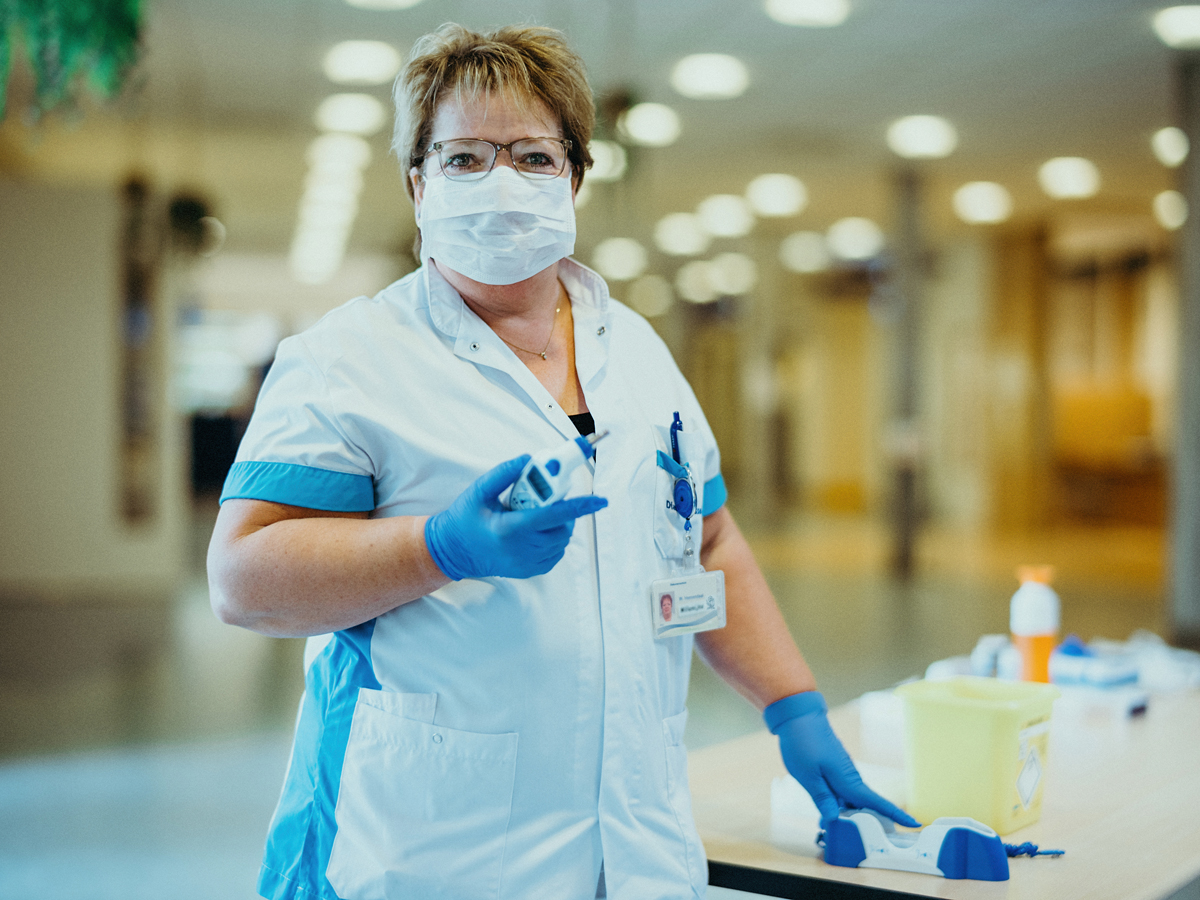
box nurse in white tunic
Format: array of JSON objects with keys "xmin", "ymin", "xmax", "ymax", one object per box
[{"xmin": 208, "ymin": 23, "xmax": 917, "ymax": 900}]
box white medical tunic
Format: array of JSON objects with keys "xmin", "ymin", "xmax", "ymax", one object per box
[{"xmin": 222, "ymin": 259, "xmax": 726, "ymax": 900}]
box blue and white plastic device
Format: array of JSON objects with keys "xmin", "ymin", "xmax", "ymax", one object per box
[
  {"xmin": 823, "ymin": 810, "xmax": 1010, "ymax": 881},
  {"xmin": 507, "ymin": 430, "xmax": 609, "ymax": 510}
]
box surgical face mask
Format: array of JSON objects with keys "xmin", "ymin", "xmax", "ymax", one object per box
[{"xmin": 417, "ymin": 165, "xmax": 576, "ymax": 286}]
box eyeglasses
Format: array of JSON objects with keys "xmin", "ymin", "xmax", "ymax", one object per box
[{"xmin": 423, "ymin": 137, "xmax": 573, "ymax": 182}]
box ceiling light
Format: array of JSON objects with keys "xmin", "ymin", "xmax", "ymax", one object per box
[
  {"xmin": 670, "ymin": 54, "xmax": 750, "ymax": 100},
  {"xmin": 764, "ymin": 0, "xmax": 850, "ymax": 27},
  {"xmin": 655, "ymin": 213, "xmax": 711, "ymax": 256},
  {"xmin": 779, "ymin": 231, "xmax": 830, "ymax": 272},
  {"xmin": 1154, "ymin": 6, "xmax": 1200, "ymax": 47},
  {"xmin": 1152, "ymin": 126, "xmax": 1189, "ymax": 167},
  {"xmin": 1038, "ymin": 157, "xmax": 1100, "ymax": 199},
  {"xmin": 593, "ymin": 237, "xmax": 648, "ymax": 281},
  {"xmin": 315, "ymin": 93, "xmax": 386, "ymax": 135},
  {"xmin": 323, "ymin": 41, "xmax": 402, "ymax": 85},
  {"xmin": 746, "ymin": 173, "xmax": 808, "ymax": 217},
  {"xmin": 827, "ymin": 217, "xmax": 883, "ymax": 260},
  {"xmin": 303, "ymin": 170, "xmax": 364, "ymax": 200},
  {"xmin": 308, "ymin": 133, "xmax": 373, "ymax": 171},
  {"xmin": 1154, "ymin": 190, "xmax": 1188, "ymax": 229},
  {"xmin": 953, "ymin": 182, "xmax": 1013, "ymax": 224},
  {"xmin": 709, "ymin": 252, "xmax": 758, "ymax": 295},
  {"xmin": 588, "ymin": 140, "xmax": 628, "ymax": 181},
  {"xmin": 344, "ymin": 0, "xmax": 424, "ymax": 9},
  {"xmin": 887, "ymin": 115, "xmax": 958, "ymax": 159},
  {"xmin": 696, "ymin": 194, "xmax": 755, "ymax": 238},
  {"xmin": 298, "ymin": 195, "xmax": 358, "ymax": 230},
  {"xmin": 628, "ymin": 274, "xmax": 674, "ymax": 318},
  {"xmin": 617, "ymin": 103, "xmax": 681, "ymax": 147},
  {"xmin": 675, "ymin": 261, "xmax": 718, "ymax": 303}
]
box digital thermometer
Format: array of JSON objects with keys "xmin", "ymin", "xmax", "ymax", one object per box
[{"xmin": 507, "ymin": 430, "xmax": 609, "ymax": 510}]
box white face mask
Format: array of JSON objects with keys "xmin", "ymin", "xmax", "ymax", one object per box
[{"xmin": 417, "ymin": 166, "xmax": 576, "ymax": 286}]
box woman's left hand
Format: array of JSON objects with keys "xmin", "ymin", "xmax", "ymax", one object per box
[{"xmin": 424, "ymin": 455, "xmax": 608, "ymax": 580}]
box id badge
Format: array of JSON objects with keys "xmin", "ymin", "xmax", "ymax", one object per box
[{"xmin": 652, "ymin": 570, "xmax": 726, "ymax": 639}]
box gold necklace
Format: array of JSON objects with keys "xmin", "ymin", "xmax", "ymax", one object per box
[{"xmin": 499, "ymin": 305, "xmax": 560, "ymax": 360}]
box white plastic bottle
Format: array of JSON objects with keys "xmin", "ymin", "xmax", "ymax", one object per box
[{"xmin": 1009, "ymin": 565, "xmax": 1061, "ymax": 683}]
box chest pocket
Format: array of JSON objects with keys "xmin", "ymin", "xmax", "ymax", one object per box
[{"xmin": 651, "ymin": 424, "xmax": 705, "ymax": 563}]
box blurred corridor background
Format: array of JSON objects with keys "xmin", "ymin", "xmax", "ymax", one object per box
[{"xmin": 1, "ymin": 0, "xmax": 1198, "ymax": 896}]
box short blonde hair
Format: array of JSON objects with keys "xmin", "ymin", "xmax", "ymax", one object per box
[{"xmin": 392, "ymin": 23, "xmax": 595, "ymax": 199}]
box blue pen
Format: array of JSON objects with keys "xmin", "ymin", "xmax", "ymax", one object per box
[{"xmin": 670, "ymin": 411, "xmax": 684, "ymax": 463}]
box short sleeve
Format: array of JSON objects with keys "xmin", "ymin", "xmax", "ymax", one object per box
[{"xmin": 220, "ymin": 335, "xmax": 375, "ymax": 512}]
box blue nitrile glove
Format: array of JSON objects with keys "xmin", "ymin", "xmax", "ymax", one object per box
[
  {"xmin": 765, "ymin": 691, "xmax": 921, "ymax": 831},
  {"xmin": 425, "ymin": 455, "xmax": 608, "ymax": 581}
]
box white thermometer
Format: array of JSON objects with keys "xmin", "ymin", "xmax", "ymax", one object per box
[{"xmin": 508, "ymin": 430, "xmax": 609, "ymax": 510}]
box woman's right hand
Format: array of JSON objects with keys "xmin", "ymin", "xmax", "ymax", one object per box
[{"xmin": 424, "ymin": 455, "xmax": 607, "ymax": 581}]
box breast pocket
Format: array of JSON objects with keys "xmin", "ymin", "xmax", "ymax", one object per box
[
  {"xmin": 652, "ymin": 426, "xmax": 705, "ymax": 563},
  {"xmin": 326, "ymin": 689, "xmax": 519, "ymax": 900}
]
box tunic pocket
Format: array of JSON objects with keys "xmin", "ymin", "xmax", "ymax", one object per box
[{"xmin": 326, "ymin": 689, "xmax": 519, "ymax": 900}]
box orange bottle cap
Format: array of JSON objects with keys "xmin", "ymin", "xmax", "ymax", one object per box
[{"xmin": 1016, "ymin": 564, "xmax": 1055, "ymax": 585}]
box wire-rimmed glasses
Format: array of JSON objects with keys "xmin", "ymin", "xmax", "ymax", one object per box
[{"xmin": 423, "ymin": 137, "xmax": 573, "ymax": 181}]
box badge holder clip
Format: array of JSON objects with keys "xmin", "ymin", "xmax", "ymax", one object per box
[{"xmin": 651, "ymin": 412, "xmax": 726, "ymax": 638}]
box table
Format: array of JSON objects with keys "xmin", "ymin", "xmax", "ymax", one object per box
[{"xmin": 688, "ymin": 690, "xmax": 1200, "ymax": 899}]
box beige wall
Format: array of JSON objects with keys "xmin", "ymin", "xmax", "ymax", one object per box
[{"xmin": 0, "ymin": 180, "xmax": 185, "ymax": 597}]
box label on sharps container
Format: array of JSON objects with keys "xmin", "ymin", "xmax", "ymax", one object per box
[
  {"xmin": 1015, "ymin": 719, "xmax": 1051, "ymax": 809},
  {"xmin": 1017, "ymin": 746, "xmax": 1043, "ymax": 808}
]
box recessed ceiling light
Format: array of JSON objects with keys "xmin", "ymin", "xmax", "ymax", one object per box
[
  {"xmin": 323, "ymin": 41, "xmax": 402, "ymax": 85},
  {"xmin": 887, "ymin": 115, "xmax": 958, "ymax": 159},
  {"xmin": 343, "ymin": 0, "xmax": 424, "ymax": 9},
  {"xmin": 1152, "ymin": 126, "xmax": 1189, "ymax": 167},
  {"xmin": 676, "ymin": 260, "xmax": 718, "ymax": 303},
  {"xmin": 1153, "ymin": 5, "xmax": 1200, "ymax": 47},
  {"xmin": 1154, "ymin": 190, "xmax": 1188, "ymax": 229},
  {"xmin": 827, "ymin": 217, "xmax": 883, "ymax": 260},
  {"xmin": 307, "ymin": 133, "xmax": 373, "ymax": 171},
  {"xmin": 628, "ymin": 274, "xmax": 674, "ymax": 318},
  {"xmin": 593, "ymin": 237, "xmax": 648, "ymax": 281},
  {"xmin": 305, "ymin": 167, "xmax": 364, "ymax": 198},
  {"xmin": 655, "ymin": 213, "xmax": 711, "ymax": 256},
  {"xmin": 953, "ymin": 182, "xmax": 1013, "ymax": 224},
  {"xmin": 588, "ymin": 140, "xmax": 628, "ymax": 181},
  {"xmin": 708, "ymin": 252, "xmax": 758, "ymax": 295},
  {"xmin": 315, "ymin": 93, "xmax": 387, "ymax": 135},
  {"xmin": 617, "ymin": 103, "xmax": 681, "ymax": 147},
  {"xmin": 746, "ymin": 173, "xmax": 808, "ymax": 217},
  {"xmin": 696, "ymin": 194, "xmax": 755, "ymax": 238},
  {"xmin": 670, "ymin": 54, "xmax": 749, "ymax": 100},
  {"xmin": 764, "ymin": 0, "xmax": 850, "ymax": 27},
  {"xmin": 298, "ymin": 192, "xmax": 358, "ymax": 229},
  {"xmin": 779, "ymin": 231, "xmax": 830, "ymax": 272},
  {"xmin": 1038, "ymin": 157, "xmax": 1100, "ymax": 199}
]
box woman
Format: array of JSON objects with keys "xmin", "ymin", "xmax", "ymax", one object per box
[{"xmin": 209, "ymin": 23, "xmax": 915, "ymax": 900}]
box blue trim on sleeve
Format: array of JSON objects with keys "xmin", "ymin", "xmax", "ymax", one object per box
[
  {"xmin": 701, "ymin": 473, "xmax": 727, "ymax": 516},
  {"xmin": 220, "ymin": 461, "xmax": 374, "ymax": 512}
]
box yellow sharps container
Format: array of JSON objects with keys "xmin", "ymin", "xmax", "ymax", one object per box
[{"xmin": 895, "ymin": 676, "xmax": 1060, "ymax": 835}]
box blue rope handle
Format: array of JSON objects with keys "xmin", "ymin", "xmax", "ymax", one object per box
[{"xmin": 1004, "ymin": 842, "xmax": 1065, "ymax": 858}]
